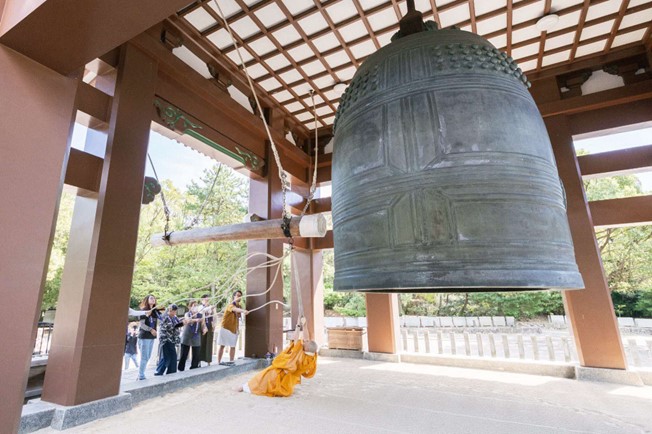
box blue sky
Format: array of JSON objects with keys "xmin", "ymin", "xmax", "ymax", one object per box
[
  {"xmin": 144, "ymin": 131, "xmax": 218, "ymax": 189},
  {"xmin": 71, "ymin": 123, "xmax": 651, "ymax": 193}
]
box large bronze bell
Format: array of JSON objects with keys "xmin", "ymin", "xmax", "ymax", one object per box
[{"xmin": 331, "ymin": 10, "xmax": 584, "ymax": 293}]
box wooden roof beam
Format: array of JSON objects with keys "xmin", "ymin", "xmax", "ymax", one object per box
[
  {"xmin": 0, "ymin": 0, "xmax": 192, "ymax": 74},
  {"xmin": 64, "ymin": 148, "xmax": 103, "ymax": 194},
  {"xmin": 578, "ymin": 144, "xmax": 652, "ymax": 179},
  {"xmin": 538, "ymin": 78, "xmax": 652, "ymax": 117},
  {"xmin": 568, "ymin": 100, "xmax": 652, "ymax": 135},
  {"xmin": 590, "ymin": 195, "xmax": 652, "ymax": 228}
]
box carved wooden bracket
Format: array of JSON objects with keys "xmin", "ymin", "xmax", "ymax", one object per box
[
  {"xmin": 558, "ymin": 69, "xmax": 592, "ymax": 98},
  {"xmin": 161, "ymin": 28, "xmax": 183, "ymax": 51}
]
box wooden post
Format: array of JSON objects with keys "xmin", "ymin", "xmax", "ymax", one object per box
[
  {"xmin": 366, "ymin": 293, "xmax": 401, "ymax": 354},
  {"xmin": 291, "ymin": 246, "xmax": 325, "ymax": 347},
  {"xmin": 42, "ymin": 43, "xmax": 157, "ymax": 406},
  {"xmin": 0, "ymin": 45, "xmax": 77, "ymax": 433},
  {"xmin": 546, "ymin": 115, "xmax": 627, "ymax": 369}
]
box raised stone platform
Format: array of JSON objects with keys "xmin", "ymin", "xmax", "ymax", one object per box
[
  {"xmin": 20, "ymin": 358, "xmax": 263, "ymax": 433},
  {"xmin": 576, "ymin": 366, "xmax": 644, "ymax": 386}
]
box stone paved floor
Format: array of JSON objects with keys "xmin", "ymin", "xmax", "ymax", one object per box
[{"xmin": 35, "ymin": 357, "xmax": 652, "ymax": 434}]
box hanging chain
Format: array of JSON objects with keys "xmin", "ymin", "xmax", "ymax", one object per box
[{"xmin": 147, "ymin": 154, "xmax": 173, "ymax": 244}]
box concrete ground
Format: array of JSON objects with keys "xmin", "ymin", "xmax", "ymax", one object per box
[{"xmin": 35, "ymin": 357, "xmax": 652, "ymax": 434}]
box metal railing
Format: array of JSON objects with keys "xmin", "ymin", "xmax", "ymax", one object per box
[
  {"xmin": 398, "ymin": 328, "xmax": 652, "ymax": 367},
  {"xmin": 33, "ymin": 322, "xmax": 54, "ymax": 357}
]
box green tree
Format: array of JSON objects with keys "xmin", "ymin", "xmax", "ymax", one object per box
[
  {"xmin": 42, "ymin": 191, "xmax": 75, "ymax": 311},
  {"xmin": 131, "ymin": 163, "xmax": 249, "ymax": 308},
  {"xmin": 584, "ymin": 171, "xmax": 652, "ymax": 316}
]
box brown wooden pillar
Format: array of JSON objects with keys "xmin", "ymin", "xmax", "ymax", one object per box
[
  {"xmin": 0, "ymin": 44, "xmax": 77, "ymax": 434},
  {"xmin": 545, "ymin": 115, "xmax": 627, "ymax": 369},
  {"xmin": 246, "ymin": 154, "xmax": 284, "ymax": 357},
  {"xmin": 365, "ymin": 294, "xmax": 400, "ymax": 353},
  {"xmin": 41, "ymin": 43, "xmax": 157, "ymax": 405},
  {"xmin": 290, "ymin": 247, "xmax": 325, "ymax": 347}
]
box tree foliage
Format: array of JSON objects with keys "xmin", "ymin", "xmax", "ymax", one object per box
[
  {"xmin": 131, "ymin": 165, "xmax": 249, "ymax": 308},
  {"xmin": 41, "ymin": 191, "xmax": 75, "ymax": 311},
  {"xmin": 43, "ymin": 164, "xmax": 250, "ymax": 312},
  {"xmin": 584, "ymin": 174, "xmax": 652, "ymax": 317}
]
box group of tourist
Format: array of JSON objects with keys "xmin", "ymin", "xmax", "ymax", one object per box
[{"xmin": 126, "ymin": 290, "xmax": 248, "ymax": 379}]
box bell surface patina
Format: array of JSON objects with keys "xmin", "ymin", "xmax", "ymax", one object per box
[{"xmin": 331, "ymin": 23, "xmax": 584, "ymax": 293}]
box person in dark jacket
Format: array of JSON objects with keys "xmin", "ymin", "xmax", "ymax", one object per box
[
  {"xmin": 124, "ymin": 324, "xmax": 139, "ymax": 370},
  {"xmin": 154, "ymin": 304, "xmax": 183, "ymax": 376}
]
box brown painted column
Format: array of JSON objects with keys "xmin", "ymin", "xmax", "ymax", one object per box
[
  {"xmin": 365, "ymin": 293, "xmax": 400, "ymax": 354},
  {"xmin": 290, "ymin": 247, "xmax": 325, "ymax": 347},
  {"xmin": 0, "ymin": 44, "xmax": 77, "ymax": 434},
  {"xmin": 545, "ymin": 115, "xmax": 627, "ymax": 369},
  {"xmin": 41, "ymin": 43, "xmax": 157, "ymax": 405},
  {"xmin": 246, "ymin": 154, "xmax": 284, "ymax": 357}
]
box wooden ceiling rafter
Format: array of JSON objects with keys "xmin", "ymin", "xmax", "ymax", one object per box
[
  {"xmin": 484, "ymin": 0, "xmax": 604, "ymax": 43},
  {"xmin": 232, "ymin": 0, "xmax": 335, "ymax": 126},
  {"xmin": 645, "ymin": 24, "xmax": 652, "ymax": 50},
  {"xmin": 215, "ymin": 0, "xmax": 341, "ymax": 55},
  {"xmin": 454, "ymin": 0, "xmax": 552, "ymax": 32},
  {"xmin": 165, "ymin": 15, "xmax": 311, "ymax": 136},
  {"xmin": 312, "ymin": 0, "xmax": 360, "ymax": 70},
  {"xmin": 509, "ymin": 3, "xmax": 650, "ymax": 54},
  {"xmin": 270, "ymin": 7, "xmax": 652, "ymax": 118},
  {"xmin": 389, "ymin": 0, "xmax": 403, "ymax": 22},
  {"xmin": 170, "ymin": 0, "xmax": 652, "ymax": 133},
  {"xmin": 351, "ymin": 0, "xmax": 383, "ymax": 50},
  {"xmin": 519, "ymin": 27, "xmax": 648, "ymax": 66},
  {"xmin": 202, "ymin": 0, "xmax": 328, "ymax": 127},
  {"xmin": 605, "ymin": 0, "xmax": 631, "ymax": 53},
  {"xmin": 536, "ymin": 0, "xmax": 553, "ymax": 71},
  {"xmin": 200, "ymin": 0, "xmax": 280, "ymax": 43},
  {"xmin": 569, "ymin": 0, "xmax": 591, "ymax": 63},
  {"xmin": 271, "ymin": 0, "xmax": 339, "ymax": 117},
  {"xmin": 468, "ymin": 0, "xmax": 477, "ymax": 35},
  {"xmin": 240, "ymin": 1, "xmax": 394, "ymax": 72},
  {"xmin": 507, "ymin": 0, "xmax": 513, "ymax": 57},
  {"xmin": 428, "ymin": 0, "xmax": 441, "ymax": 28}
]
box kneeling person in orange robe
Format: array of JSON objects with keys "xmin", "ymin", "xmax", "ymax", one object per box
[{"xmin": 239, "ymin": 338, "xmax": 317, "ymax": 397}]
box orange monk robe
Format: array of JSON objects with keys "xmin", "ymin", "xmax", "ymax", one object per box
[{"xmin": 247, "ymin": 340, "xmax": 318, "ymax": 397}]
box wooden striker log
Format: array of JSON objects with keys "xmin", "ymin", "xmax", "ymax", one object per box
[{"xmin": 151, "ymin": 214, "xmax": 326, "ymax": 247}]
